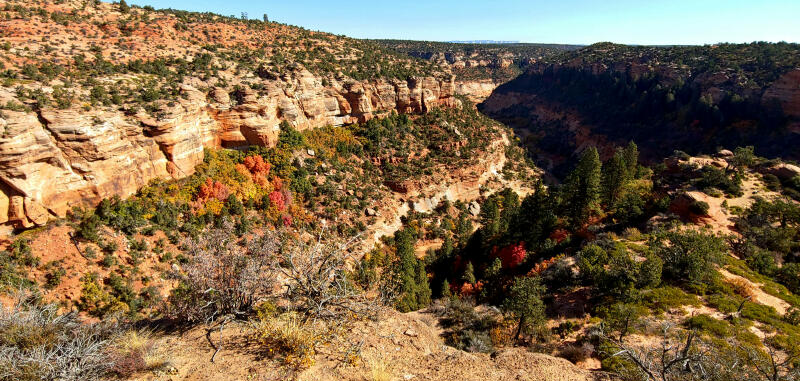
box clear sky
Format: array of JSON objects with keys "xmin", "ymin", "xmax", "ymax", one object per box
[{"xmin": 128, "ymin": 0, "xmax": 800, "ymax": 45}]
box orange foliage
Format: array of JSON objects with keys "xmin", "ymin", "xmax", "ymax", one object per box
[
  {"xmin": 526, "ymin": 255, "xmax": 563, "ymax": 277},
  {"xmin": 549, "ymin": 229, "xmax": 569, "ymax": 243},
  {"xmin": 459, "ymin": 281, "xmax": 484, "ymax": 297},
  {"xmin": 244, "ymin": 155, "xmax": 271, "ymax": 176},
  {"xmin": 197, "ymin": 178, "xmax": 230, "ymax": 201}
]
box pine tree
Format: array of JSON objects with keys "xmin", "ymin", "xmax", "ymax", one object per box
[
  {"xmin": 512, "ymin": 181, "xmax": 556, "ymax": 246},
  {"xmin": 415, "ymin": 260, "xmax": 431, "ymax": 306},
  {"xmin": 480, "ymin": 197, "xmax": 501, "ymax": 238},
  {"xmin": 621, "ymin": 141, "xmax": 639, "ymax": 179},
  {"xmin": 394, "ymin": 229, "xmax": 421, "ymax": 312},
  {"xmin": 602, "ymin": 151, "xmax": 627, "ymax": 208},
  {"xmin": 462, "ymin": 262, "xmax": 476, "ymax": 284},
  {"xmin": 564, "ymin": 147, "xmax": 602, "ymax": 228},
  {"xmin": 441, "ymin": 279, "xmax": 452, "ymax": 298},
  {"xmin": 503, "ymin": 276, "xmax": 546, "ymax": 341}
]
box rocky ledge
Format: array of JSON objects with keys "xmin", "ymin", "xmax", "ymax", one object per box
[{"xmin": 0, "ymin": 69, "xmax": 459, "ymax": 231}]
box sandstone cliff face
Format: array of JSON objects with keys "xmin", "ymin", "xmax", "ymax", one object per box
[
  {"xmin": 0, "ymin": 70, "xmax": 459, "ymax": 231},
  {"xmin": 762, "ymin": 68, "xmax": 800, "ymax": 133},
  {"xmin": 455, "ymin": 80, "xmax": 500, "ymax": 103}
]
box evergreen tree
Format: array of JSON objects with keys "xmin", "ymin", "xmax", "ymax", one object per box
[
  {"xmin": 499, "ymin": 188, "xmax": 520, "ymax": 234},
  {"xmin": 564, "ymin": 147, "xmax": 602, "ymax": 228},
  {"xmin": 394, "ymin": 229, "xmax": 426, "ymax": 312},
  {"xmin": 462, "ymin": 262, "xmax": 476, "ymax": 284},
  {"xmin": 621, "ymin": 141, "xmax": 639, "ymax": 179},
  {"xmin": 415, "ymin": 260, "xmax": 431, "ymax": 307},
  {"xmin": 455, "ymin": 211, "xmax": 473, "ymax": 246},
  {"xmin": 602, "ymin": 151, "xmax": 627, "ymax": 208},
  {"xmin": 503, "ymin": 276, "xmax": 546, "ymax": 341},
  {"xmin": 480, "ymin": 197, "xmax": 501, "ymax": 238},
  {"xmin": 512, "ymin": 181, "xmax": 556, "ymax": 247},
  {"xmin": 441, "ymin": 279, "xmax": 452, "ymax": 298}
]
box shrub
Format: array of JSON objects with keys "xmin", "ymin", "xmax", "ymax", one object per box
[
  {"xmin": 685, "ymin": 314, "xmax": 731, "ymax": 337},
  {"xmin": 652, "ymin": 229, "xmax": 726, "ymax": 286},
  {"xmin": 166, "ymin": 223, "xmax": 274, "ymax": 324},
  {"xmin": 640, "ymin": 286, "xmax": 700, "ymax": 313},
  {"xmin": 558, "ymin": 342, "xmax": 594, "ymax": 364},
  {"xmin": 689, "ymin": 200, "xmax": 710, "ymax": 216}
]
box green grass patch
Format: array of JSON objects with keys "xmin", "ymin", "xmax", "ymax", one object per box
[{"xmin": 640, "ymin": 286, "xmax": 701, "ymax": 313}]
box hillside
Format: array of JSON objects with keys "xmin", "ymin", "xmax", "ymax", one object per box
[
  {"xmin": 0, "ymin": 0, "xmax": 520, "ymax": 233},
  {"xmin": 480, "ymin": 42, "xmax": 800, "ymax": 174}
]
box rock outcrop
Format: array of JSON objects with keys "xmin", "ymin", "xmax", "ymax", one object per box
[
  {"xmin": 0, "ymin": 70, "xmax": 458, "ymax": 231},
  {"xmin": 763, "ymin": 69, "xmax": 800, "ymax": 119}
]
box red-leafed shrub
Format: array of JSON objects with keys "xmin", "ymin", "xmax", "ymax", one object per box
[
  {"xmin": 496, "ymin": 242, "xmax": 526, "ymax": 269},
  {"xmin": 269, "ymin": 190, "xmax": 286, "ymax": 211},
  {"xmin": 549, "ymin": 229, "xmax": 569, "ymax": 243},
  {"xmin": 197, "ymin": 178, "xmax": 230, "ymax": 201},
  {"xmin": 281, "ymin": 214, "xmax": 292, "ymax": 227}
]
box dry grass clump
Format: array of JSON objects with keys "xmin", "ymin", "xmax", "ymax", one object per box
[
  {"xmin": 622, "ymin": 227, "xmax": 643, "ymax": 241},
  {"xmin": 108, "ymin": 329, "xmax": 170, "ymax": 377},
  {"xmin": 365, "ymin": 354, "xmax": 392, "ymax": 381},
  {"xmin": 726, "ymin": 278, "xmax": 756, "ymax": 299},
  {"xmin": 557, "ymin": 342, "xmax": 594, "ymax": 364},
  {"xmin": 0, "ymin": 295, "xmax": 114, "ymax": 381},
  {"xmin": 252, "ymin": 312, "xmax": 317, "ymax": 370}
]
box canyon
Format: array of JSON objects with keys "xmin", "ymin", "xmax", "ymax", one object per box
[{"xmin": 480, "ymin": 44, "xmax": 800, "ymax": 172}]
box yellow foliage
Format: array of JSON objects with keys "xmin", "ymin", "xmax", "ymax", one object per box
[{"xmin": 203, "ymin": 199, "xmax": 224, "ymax": 216}]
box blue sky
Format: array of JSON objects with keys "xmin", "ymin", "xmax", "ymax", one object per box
[{"xmin": 128, "ymin": 0, "xmax": 800, "ymax": 45}]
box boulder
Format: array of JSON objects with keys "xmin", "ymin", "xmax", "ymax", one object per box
[
  {"xmin": 716, "ymin": 149, "xmax": 734, "ymax": 157},
  {"xmin": 762, "ymin": 163, "xmax": 800, "ymax": 180},
  {"xmin": 24, "ymin": 197, "xmax": 49, "ymax": 226},
  {"xmin": 364, "ymin": 207, "xmax": 377, "ymax": 217},
  {"xmin": 0, "ymin": 190, "xmax": 7, "ymax": 224},
  {"xmin": 468, "ymin": 201, "xmax": 481, "ymax": 216}
]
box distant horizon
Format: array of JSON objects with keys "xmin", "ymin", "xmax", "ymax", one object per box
[{"xmin": 128, "ymin": 0, "xmax": 800, "ymax": 46}]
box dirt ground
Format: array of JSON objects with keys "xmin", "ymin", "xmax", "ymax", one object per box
[{"xmin": 130, "ymin": 309, "xmax": 598, "ymax": 381}]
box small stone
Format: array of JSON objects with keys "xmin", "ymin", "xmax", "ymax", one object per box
[
  {"xmin": 307, "ymin": 149, "xmax": 316, "ymax": 156},
  {"xmin": 403, "ymin": 329, "xmax": 418, "ymax": 337}
]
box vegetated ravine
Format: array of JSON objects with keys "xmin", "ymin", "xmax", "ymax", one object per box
[{"xmin": 478, "ymin": 42, "xmax": 800, "ymax": 177}]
